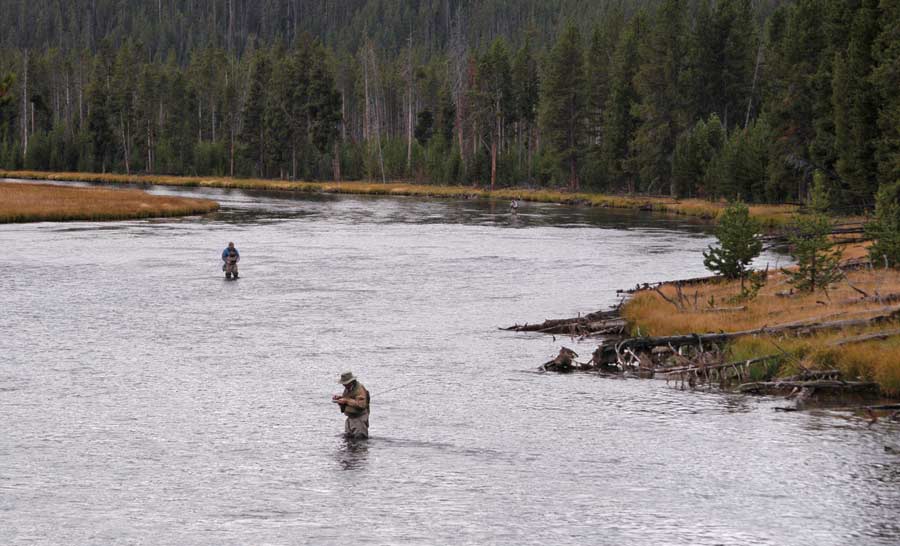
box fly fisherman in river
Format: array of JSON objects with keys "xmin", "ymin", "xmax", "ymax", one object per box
[
  {"xmin": 221, "ymin": 241, "xmax": 240, "ymax": 279},
  {"xmin": 333, "ymin": 372, "xmax": 370, "ymax": 439}
]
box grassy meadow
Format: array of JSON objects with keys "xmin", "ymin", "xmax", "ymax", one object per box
[
  {"xmin": 0, "ymin": 182, "xmax": 219, "ymax": 223},
  {"xmin": 0, "ymin": 170, "xmax": 798, "ymax": 228}
]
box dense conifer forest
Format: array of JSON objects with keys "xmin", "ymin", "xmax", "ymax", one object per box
[{"xmin": 0, "ymin": 0, "xmax": 897, "ymax": 210}]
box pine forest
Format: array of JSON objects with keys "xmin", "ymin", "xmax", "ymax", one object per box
[{"xmin": 1, "ymin": 0, "xmax": 898, "ymax": 212}]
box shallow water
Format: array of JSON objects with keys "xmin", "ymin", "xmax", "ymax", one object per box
[{"xmin": 1, "ymin": 181, "xmax": 898, "ymax": 545}]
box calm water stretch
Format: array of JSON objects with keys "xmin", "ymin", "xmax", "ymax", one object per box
[{"xmin": 2, "ymin": 180, "xmax": 898, "ymax": 545}]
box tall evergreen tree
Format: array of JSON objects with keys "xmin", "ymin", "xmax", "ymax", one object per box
[
  {"xmin": 541, "ymin": 23, "xmax": 587, "ymax": 191},
  {"xmin": 511, "ymin": 37, "xmax": 539, "ymax": 179},
  {"xmin": 602, "ymin": 12, "xmax": 645, "ymax": 193},
  {"xmin": 631, "ymin": 0, "xmax": 688, "ymax": 196},
  {"xmin": 833, "ymin": 0, "xmax": 881, "ymax": 210},
  {"xmin": 584, "ymin": 7, "xmax": 624, "ymax": 189},
  {"xmin": 872, "ymin": 0, "xmax": 900, "ymax": 189},
  {"xmin": 242, "ymin": 51, "xmax": 272, "ymax": 178}
]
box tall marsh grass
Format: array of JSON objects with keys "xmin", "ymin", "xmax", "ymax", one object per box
[{"xmin": 0, "ymin": 182, "xmax": 219, "ymax": 223}]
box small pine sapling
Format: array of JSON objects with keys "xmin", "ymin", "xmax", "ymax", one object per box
[{"xmin": 703, "ymin": 201, "xmax": 763, "ymax": 291}]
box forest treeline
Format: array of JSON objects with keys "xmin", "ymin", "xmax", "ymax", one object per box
[{"xmin": 0, "ymin": 0, "xmax": 898, "ymax": 211}]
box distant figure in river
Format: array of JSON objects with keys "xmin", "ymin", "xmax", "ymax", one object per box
[
  {"xmin": 333, "ymin": 371, "xmax": 370, "ymax": 439},
  {"xmin": 222, "ymin": 241, "xmax": 240, "ymax": 279},
  {"xmin": 510, "ymin": 199, "xmax": 519, "ymax": 214}
]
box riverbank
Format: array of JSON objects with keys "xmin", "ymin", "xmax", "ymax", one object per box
[
  {"xmin": 515, "ymin": 234, "xmax": 900, "ymax": 399},
  {"xmin": 0, "ymin": 169, "xmax": 798, "ymax": 229},
  {"xmin": 0, "ymin": 182, "xmax": 219, "ymax": 223},
  {"xmin": 624, "ymin": 261, "xmax": 900, "ymax": 398}
]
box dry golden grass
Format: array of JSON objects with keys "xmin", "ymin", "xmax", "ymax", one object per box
[
  {"xmin": 0, "ymin": 170, "xmax": 799, "ymax": 226},
  {"xmin": 0, "ymin": 182, "xmax": 219, "ymax": 223},
  {"xmin": 624, "ymin": 265, "xmax": 900, "ymax": 396}
]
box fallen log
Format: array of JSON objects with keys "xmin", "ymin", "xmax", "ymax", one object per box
[
  {"xmin": 782, "ymin": 369, "xmax": 842, "ymax": 381},
  {"xmin": 504, "ymin": 308, "xmax": 621, "ymax": 332},
  {"xmin": 865, "ymin": 403, "xmax": 900, "ymax": 410},
  {"xmin": 592, "ymin": 306, "xmax": 900, "ymax": 365},
  {"xmin": 530, "ymin": 319, "xmax": 627, "ymax": 336},
  {"xmin": 615, "ymin": 274, "xmax": 721, "ymax": 295},
  {"xmin": 830, "ymin": 329, "xmax": 900, "ymax": 346},
  {"xmin": 657, "ymin": 355, "xmax": 781, "ymax": 376},
  {"xmin": 701, "ymin": 306, "xmax": 747, "ymax": 313},
  {"xmin": 735, "ymin": 380, "xmax": 880, "ymax": 396}
]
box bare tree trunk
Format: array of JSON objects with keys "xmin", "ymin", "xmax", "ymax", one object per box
[
  {"xmin": 362, "ymin": 50, "xmax": 370, "ymax": 142},
  {"xmin": 333, "ymin": 138, "xmax": 342, "ymax": 181},
  {"xmin": 65, "ymin": 72, "xmax": 71, "ymax": 137},
  {"xmin": 22, "ymin": 51, "xmax": 28, "ymax": 159},
  {"xmin": 491, "ymin": 112, "xmax": 499, "ymax": 191},
  {"xmin": 120, "ymin": 114, "xmax": 130, "ymax": 175},
  {"xmin": 745, "ymin": 45, "xmax": 763, "ymax": 128},
  {"xmin": 406, "ymin": 31, "xmax": 413, "ymax": 175},
  {"xmin": 449, "ymin": 6, "xmax": 467, "ymax": 166},
  {"xmin": 147, "ymin": 122, "xmax": 152, "ymax": 172},
  {"xmin": 340, "ymin": 90, "xmax": 346, "ymax": 142}
]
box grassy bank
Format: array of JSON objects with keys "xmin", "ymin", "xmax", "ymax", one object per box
[
  {"xmin": 0, "ymin": 170, "xmax": 798, "ymax": 229},
  {"xmin": 0, "ymin": 182, "xmax": 219, "ymax": 223},
  {"xmin": 623, "ymin": 254, "xmax": 900, "ymax": 397}
]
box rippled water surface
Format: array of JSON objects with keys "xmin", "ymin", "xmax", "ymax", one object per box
[{"xmin": 2, "ymin": 181, "xmax": 898, "ymax": 545}]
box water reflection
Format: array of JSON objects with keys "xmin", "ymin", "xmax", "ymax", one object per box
[{"xmin": 335, "ymin": 437, "xmax": 369, "ymax": 471}]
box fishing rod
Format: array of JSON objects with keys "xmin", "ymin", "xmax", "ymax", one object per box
[
  {"xmin": 374, "ymin": 375, "xmax": 443, "ymax": 398},
  {"xmin": 378, "ymin": 381, "xmax": 418, "ymax": 396}
]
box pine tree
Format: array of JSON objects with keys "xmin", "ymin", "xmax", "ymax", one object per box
[
  {"xmin": 785, "ymin": 196, "xmax": 843, "ymax": 293},
  {"xmin": 872, "ymin": 0, "xmax": 900, "ymax": 188},
  {"xmin": 242, "ymin": 51, "xmax": 271, "ymax": 178},
  {"xmin": 631, "ymin": 0, "xmax": 687, "ymax": 196},
  {"xmin": 85, "ymin": 66, "xmax": 114, "ymax": 173},
  {"xmin": 807, "ymin": 0, "xmax": 854, "ymax": 182},
  {"xmin": 703, "ymin": 201, "xmax": 762, "ymax": 288},
  {"xmin": 601, "ymin": 12, "xmax": 644, "ymax": 193},
  {"xmin": 511, "ymin": 37, "xmax": 538, "ymax": 180},
  {"xmin": 762, "ymin": 0, "xmax": 827, "ymax": 203},
  {"xmin": 866, "ymin": 181, "xmax": 900, "ymax": 268},
  {"xmin": 307, "ymin": 47, "xmax": 342, "ymax": 160},
  {"xmin": 832, "ymin": 0, "xmax": 881, "ymax": 210},
  {"xmin": 684, "ymin": 0, "xmax": 757, "ymax": 129},
  {"xmin": 673, "ymin": 114, "xmax": 726, "ymax": 198},
  {"xmin": 540, "ymin": 23, "xmax": 586, "ymax": 191},
  {"xmin": 476, "ymin": 37, "xmax": 512, "ymax": 190},
  {"xmin": 584, "ymin": 7, "xmax": 623, "ymax": 189}
]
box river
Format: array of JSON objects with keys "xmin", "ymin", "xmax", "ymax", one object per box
[{"xmin": 1, "ymin": 181, "xmax": 898, "ymax": 545}]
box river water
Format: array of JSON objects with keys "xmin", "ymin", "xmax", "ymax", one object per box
[{"xmin": 1, "ymin": 181, "xmax": 898, "ymax": 545}]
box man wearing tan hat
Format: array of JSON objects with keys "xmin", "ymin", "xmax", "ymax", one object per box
[{"xmin": 332, "ymin": 372, "xmax": 370, "ymax": 439}]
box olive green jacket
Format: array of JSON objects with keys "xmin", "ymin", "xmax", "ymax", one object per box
[{"xmin": 340, "ymin": 382, "xmax": 369, "ymax": 417}]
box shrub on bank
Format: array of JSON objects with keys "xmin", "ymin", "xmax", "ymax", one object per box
[{"xmin": 867, "ymin": 181, "xmax": 900, "ymax": 268}]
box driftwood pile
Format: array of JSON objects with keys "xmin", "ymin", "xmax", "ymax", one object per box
[{"xmin": 514, "ymin": 302, "xmax": 900, "ymax": 401}]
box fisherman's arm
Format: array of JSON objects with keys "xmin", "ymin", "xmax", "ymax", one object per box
[{"xmin": 337, "ymin": 390, "xmax": 367, "ymax": 409}]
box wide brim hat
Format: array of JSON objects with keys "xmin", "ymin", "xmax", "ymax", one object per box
[{"xmin": 338, "ymin": 371, "xmax": 356, "ymax": 385}]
